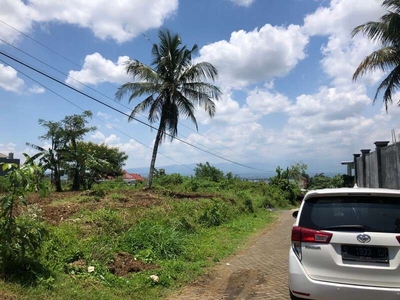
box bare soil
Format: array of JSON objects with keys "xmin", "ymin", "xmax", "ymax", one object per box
[{"xmin": 109, "ymin": 252, "xmax": 158, "ymax": 277}]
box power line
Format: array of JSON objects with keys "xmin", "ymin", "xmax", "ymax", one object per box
[
  {"xmin": 0, "ymin": 49, "xmax": 269, "ymax": 173},
  {"xmin": 0, "ymin": 56, "xmax": 193, "ymax": 171},
  {"xmin": 0, "ymin": 18, "xmax": 244, "ymax": 157},
  {"xmin": 0, "ymin": 37, "xmax": 239, "ymax": 159}
]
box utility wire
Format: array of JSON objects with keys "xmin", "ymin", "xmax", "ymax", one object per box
[
  {"xmin": 0, "ymin": 56, "xmax": 193, "ymax": 171},
  {"xmin": 0, "ymin": 49, "xmax": 268, "ymax": 172},
  {"xmin": 0, "ymin": 37, "xmax": 237, "ymax": 159},
  {"xmin": 0, "ymin": 18, "xmax": 243, "ymax": 157}
]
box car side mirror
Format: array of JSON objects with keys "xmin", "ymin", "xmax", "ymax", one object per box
[{"xmin": 292, "ymin": 210, "xmax": 298, "ymax": 218}]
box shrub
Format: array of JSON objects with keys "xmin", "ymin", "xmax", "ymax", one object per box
[
  {"xmin": 0, "ymin": 160, "xmax": 49, "ymax": 272},
  {"xmin": 235, "ymin": 191, "xmax": 255, "ymax": 213},
  {"xmin": 198, "ymin": 200, "xmax": 230, "ymax": 227}
]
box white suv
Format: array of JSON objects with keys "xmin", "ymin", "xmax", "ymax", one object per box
[{"xmin": 289, "ymin": 188, "xmax": 400, "ymax": 300}]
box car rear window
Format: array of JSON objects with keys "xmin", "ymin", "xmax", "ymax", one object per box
[{"xmin": 299, "ymin": 196, "xmax": 400, "ymax": 233}]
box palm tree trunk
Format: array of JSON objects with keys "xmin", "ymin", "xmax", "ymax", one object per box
[{"xmin": 146, "ymin": 125, "xmax": 163, "ymax": 189}]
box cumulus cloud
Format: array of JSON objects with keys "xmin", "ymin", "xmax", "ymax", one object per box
[
  {"xmin": 304, "ymin": 0, "xmax": 385, "ymax": 87},
  {"xmin": 1, "ymin": 0, "xmax": 178, "ymax": 43},
  {"xmin": 0, "ymin": 0, "xmax": 34, "ymax": 44},
  {"xmin": 66, "ymin": 53, "xmax": 130, "ymax": 87},
  {"xmin": 282, "ymin": 84, "xmax": 373, "ymax": 158},
  {"xmin": 0, "ymin": 64, "xmax": 24, "ymax": 93},
  {"xmin": 196, "ymin": 91, "xmax": 260, "ymax": 125},
  {"xmin": 230, "ymin": 0, "xmax": 255, "ymax": 7},
  {"xmin": 303, "ymin": 0, "xmax": 384, "ymax": 39},
  {"xmin": 198, "ymin": 24, "xmax": 309, "ymax": 88},
  {"xmin": 246, "ymin": 89, "xmax": 291, "ymax": 114}
]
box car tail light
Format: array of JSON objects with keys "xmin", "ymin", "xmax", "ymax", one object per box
[
  {"xmin": 291, "ymin": 226, "xmax": 333, "ymax": 261},
  {"xmin": 396, "ymin": 236, "xmax": 400, "ymax": 243}
]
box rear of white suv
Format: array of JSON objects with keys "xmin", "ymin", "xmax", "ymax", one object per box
[{"xmin": 289, "ymin": 188, "xmax": 400, "ymax": 300}]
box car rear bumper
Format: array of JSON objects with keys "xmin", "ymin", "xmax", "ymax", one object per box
[{"xmin": 289, "ymin": 250, "xmax": 400, "ymax": 300}]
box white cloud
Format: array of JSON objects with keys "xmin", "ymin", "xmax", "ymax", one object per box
[
  {"xmin": 246, "ymin": 89, "xmax": 291, "ymax": 114},
  {"xmin": 66, "ymin": 53, "xmax": 130, "ymax": 87},
  {"xmin": 90, "ymin": 131, "xmax": 105, "ymax": 140},
  {"xmin": 0, "ymin": 0, "xmax": 34, "ymax": 44},
  {"xmin": 230, "ymin": 0, "xmax": 254, "ymax": 7},
  {"xmin": 28, "ymin": 85, "xmax": 45, "ymax": 94},
  {"xmin": 303, "ymin": 0, "xmax": 384, "ymax": 40},
  {"xmin": 104, "ymin": 134, "xmax": 120, "ymax": 144},
  {"xmin": 197, "ymin": 91, "xmax": 260, "ymax": 125},
  {"xmin": 0, "ymin": 64, "xmax": 24, "ymax": 93},
  {"xmin": 198, "ymin": 24, "xmax": 309, "ymax": 88},
  {"xmin": 4, "ymin": 0, "xmax": 178, "ymax": 43},
  {"xmin": 303, "ymin": 0, "xmax": 385, "ymax": 87}
]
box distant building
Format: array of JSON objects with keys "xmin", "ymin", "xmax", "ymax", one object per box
[
  {"xmin": 122, "ymin": 171, "xmax": 145, "ymax": 185},
  {"xmin": 0, "ymin": 153, "xmax": 20, "ymax": 176}
]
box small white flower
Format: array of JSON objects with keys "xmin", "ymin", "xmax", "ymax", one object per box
[{"xmin": 88, "ymin": 266, "xmax": 95, "ymax": 273}]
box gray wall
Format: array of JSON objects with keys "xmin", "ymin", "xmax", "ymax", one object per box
[{"xmin": 355, "ymin": 142, "xmax": 400, "ymax": 189}]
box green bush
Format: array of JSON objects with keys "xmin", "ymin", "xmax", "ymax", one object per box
[
  {"xmin": 198, "ymin": 200, "xmax": 230, "ymax": 227},
  {"xmin": 154, "ymin": 173, "xmax": 185, "ymax": 187},
  {"xmin": 235, "ymin": 191, "xmax": 255, "ymax": 213}
]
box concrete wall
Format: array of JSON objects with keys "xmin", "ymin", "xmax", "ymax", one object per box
[{"xmin": 355, "ymin": 141, "xmax": 400, "ymax": 189}]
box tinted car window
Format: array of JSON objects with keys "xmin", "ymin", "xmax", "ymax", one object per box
[{"xmin": 299, "ymin": 196, "xmax": 400, "ymax": 233}]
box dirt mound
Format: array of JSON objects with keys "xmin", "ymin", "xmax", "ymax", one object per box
[{"xmin": 109, "ymin": 252, "xmax": 158, "ymax": 277}]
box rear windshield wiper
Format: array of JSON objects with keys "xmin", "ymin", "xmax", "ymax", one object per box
[{"xmin": 322, "ymin": 225, "xmax": 368, "ymax": 232}]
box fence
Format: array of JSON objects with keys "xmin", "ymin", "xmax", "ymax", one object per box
[{"xmin": 352, "ymin": 141, "xmax": 400, "ymax": 189}]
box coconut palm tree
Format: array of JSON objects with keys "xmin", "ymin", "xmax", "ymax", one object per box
[
  {"xmin": 352, "ymin": 0, "xmax": 400, "ymax": 110},
  {"xmin": 116, "ymin": 29, "xmax": 222, "ymax": 189}
]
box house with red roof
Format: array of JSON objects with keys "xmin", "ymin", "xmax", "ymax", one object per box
[{"xmin": 122, "ymin": 171, "xmax": 145, "ymax": 184}]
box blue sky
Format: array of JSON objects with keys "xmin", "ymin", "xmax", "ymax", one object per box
[{"xmin": 0, "ymin": 0, "xmax": 399, "ymax": 176}]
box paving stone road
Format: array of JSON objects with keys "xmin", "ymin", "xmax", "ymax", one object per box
[{"xmin": 171, "ymin": 210, "xmax": 294, "ymax": 300}]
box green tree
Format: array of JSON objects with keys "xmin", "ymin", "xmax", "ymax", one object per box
[
  {"xmin": 194, "ymin": 162, "xmax": 224, "ymax": 182},
  {"xmin": 116, "ymin": 29, "xmax": 222, "ymax": 189},
  {"xmin": 308, "ymin": 173, "xmax": 344, "ymax": 190},
  {"xmin": 28, "ymin": 111, "xmax": 96, "ymax": 191},
  {"xmin": 66, "ymin": 141, "xmax": 128, "ymax": 190},
  {"xmin": 352, "ymin": 0, "xmax": 400, "ymax": 110},
  {"xmin": 62, "ymin": 111, "xmax": 96, "ymax": 191}
]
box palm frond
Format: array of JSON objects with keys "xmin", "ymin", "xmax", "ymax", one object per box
[
  {"xmin": 180, "ymin": 62, "xmax": 219, "ymax": 83},
  {"xmin": 129, "ymin": 94, "xmax": 156, "ymax": 122},
  {"xmin": 25, "ymin": 142, "xmax": 45, "ymax": 152},
  {"xmin": 353, "ymin": 46, "xmax": 400, "ymax": 80},
  {"xmin": 173, "ymin": 91, "xmax": 198, "ymax": 130},
  {"xmin": 374, "ymin": 64, "xmax": 400, "ymax": 110}
]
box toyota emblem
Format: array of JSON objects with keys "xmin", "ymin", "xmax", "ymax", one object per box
[{"xmin": 357, "ymin": 234, "xmax": 371, "ymax": 243}]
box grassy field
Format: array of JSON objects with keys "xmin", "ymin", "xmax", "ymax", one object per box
[{"xmin": 0, "ymin": 176, "xmax": 293, "ymax": 300}]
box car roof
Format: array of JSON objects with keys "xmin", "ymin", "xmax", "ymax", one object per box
[{"xmin": 304, "ymin": 188, "xmax": 400, "ymax": 200}]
